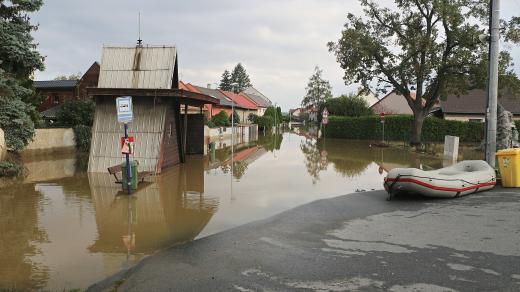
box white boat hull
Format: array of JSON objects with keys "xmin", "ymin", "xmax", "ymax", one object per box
[{"xmin": 384, "ymin": 160, "xmax": 496, "ymax": 198}]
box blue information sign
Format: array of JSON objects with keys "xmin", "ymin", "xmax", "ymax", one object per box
[{"xmin": 116, "ymin": 96, "xmax": 133, "ymax": 123}]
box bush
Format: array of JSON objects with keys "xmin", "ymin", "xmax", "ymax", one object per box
[
  {"xmin": 0, "ymin": 98, "xmax": 35, "ymax": 151},
  {"xmin": 229, "ymin": 110, "xmax": 240, "ymax": 124},
  {"xmin": 73, "ymin": 125, "xmax": 92, "ymax": 152},
  {"xmin": 56, "ymin": 99, "xmax": 95, "ymax": 127},
  {"xmin": 325, "ymin": 115, "xmax": 485, "ymax": 143},
  {"xmin": 248, "ymin": 113, "xmax": 258, "ymax": 123},
  {"xmin": 323, "ymin": 94, "xmax": 373, "ymax": 117},
  {"xmin": 253, "ymin": 115, "xmax": 274, "ymax": 131},
  {"xmin": 0, "ymin": 161, "xmax": 24, "ymax": 177},
  {"xmin": 206, "ymin": 120, "xmax": 216, "ymax": 128},
  {"xmin": 210, "ymin": 110, "xmax": 231, "ymax": 127},
  {"xmin": 52, "ymin": 100, "xmax": 95, "ymax": 152}
]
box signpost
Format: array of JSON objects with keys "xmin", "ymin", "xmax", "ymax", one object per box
[
  {"xmin": 380, "ymin": 112, "xmax": 385, "ymax": 144},
  {"xmin": 322, "ymin": 108, "xmax": 329, "ymax": 149},
  {"xmin": 117, "ymin": 96, "xmax": 133, "ymax": 194},
  {"xmin": 322, "ymin": 108, "xmax": 329, "ymax": 125}
]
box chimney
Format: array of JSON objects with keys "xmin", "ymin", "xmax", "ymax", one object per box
[{"xmin": 207, "ymin": 83, "xmax": 212, "ymax": 89}]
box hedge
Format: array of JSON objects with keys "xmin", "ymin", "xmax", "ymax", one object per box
[
  {"xmin": 73, "ymin": 125, "xmax": 92, "ymax": 152},
  {"xmin": 325, "ymin": 115, "xmax": 485, "ymax": 143}
]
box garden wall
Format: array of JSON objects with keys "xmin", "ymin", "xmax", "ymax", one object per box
[
  {"xmin": 325, "ymin": 115, "xmax": 485, "ymax": 143},
  {"xmin": 26, "ymin": 128, "xmax": 75, "ymax": 151}
]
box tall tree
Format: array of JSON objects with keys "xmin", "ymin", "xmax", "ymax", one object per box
[
  {"xmin": 54, "ymin": 72, "xmax": 82, "ymax": 80},
  {"xmin": 230, "ymin": 63, "xmax": 252, "ymax": 93},
  {"xmin": 218, "ymin": 69, "xmax": 232, "ymax": 91},
  {"xmin": 302, "ymin": 66, "xmax": 332, "ymax": 109},
  {"xmin": 328, "ymin": 0, "xmax": 520, "ymax": 145},
  {"xmin": 0, "ymin": 0, "xmax": 45, "ymax": 151},
  {"xmin": 324, "ymin": 93, "xmax": 373, "ymax": 117}
]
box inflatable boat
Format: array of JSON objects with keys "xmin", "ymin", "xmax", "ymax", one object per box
[{"xmin": 384, "ymin": 160, "xmax": 496, "ymax": 199}]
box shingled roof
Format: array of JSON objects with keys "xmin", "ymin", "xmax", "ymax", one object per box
[
  {"xmin": 220, "ymin": 90, "xmax": 258, "ymax": 110},
  {"xmin": 441, "ymin": 89, "xmax": 520, "ymax": 115},
  {"xmin": 191, "ymin": 85, "xmax": 236, "ymax": 108},
  {"xmin": 241, "ymin": 92, "xmax": 271, "ymax": 108},
  {"xmin": 34, "ymin": 80, "xmax": 78, "ymax": 89}
]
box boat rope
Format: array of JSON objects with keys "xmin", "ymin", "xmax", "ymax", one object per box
[
  {"xmin": 387, "ymin": 174, "xmax": 401, "ymax": 193},
  {"xmin": 385, "ymin": 174, "xmax": 496, "ymax": 186}
]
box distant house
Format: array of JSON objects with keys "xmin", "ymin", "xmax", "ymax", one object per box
[
  {"xmin": 180, "ymin": 82, "xmax": 259, "ymax": 123},
  {"xmin": 241, "ymin": 86, "xmax": 272, "ymax": 116},
  {"xmin": 189, "ymin": 84, "xmax": 236, "ymax": 117},
  {"xmin": 370, "ymin": 91, "xmax": 415, "ymax": 115},
  {"xmin": 76, "ymin": 62, "xmax": 101, "ymax": 100},
  {"xmin": 357, "ymin": 88, "xmax": 380, "ymax": 107},
  {"xmin": 35, "ymin": 62, "xmax": 100, "ymax": 113},
  {"xmin": 436, "ymin": 89, "xmax": 520, "ymax": 122},
  {"xmin": 34, "ymin": 79, "xmax": 78, "ymax": 112},
  {"xmin": 220, "ymin": 90, "xmax": 258, "ymax": 123},
  {"xmin": 289, "ymin": 108, "xmax": 303, "ymax": 117},
  {"xmin": 289, "ymin": 106, "xmax": 318, "ymax": 122}
]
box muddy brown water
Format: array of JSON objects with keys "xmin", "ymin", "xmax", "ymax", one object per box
[{"xmin": 0, "ymin": 131, "xmax": 483, "ymax": 290}]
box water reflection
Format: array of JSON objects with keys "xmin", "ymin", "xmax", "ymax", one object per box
[
  {"xmin": 0, "ymin": 130, "xmax": 483, "ymax": 290},
  {"xmin": 300, "ymin": 137, "xmax": 328, "ymax": 184},
  {"xmin": 88, "ymin": 156, "xmax": 218, "ymax": 256},
  {"xmin": 299, "ymin": 136, "xmax": 455, "ymax": 184},
  {"xmin": 0, "ymin": 184, "xmax": 49, "ymax": 291}
]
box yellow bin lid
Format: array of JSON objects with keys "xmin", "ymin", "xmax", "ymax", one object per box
[{"xmin": 496, "ymin": 148, "xmax": 520, "ymax": 156}]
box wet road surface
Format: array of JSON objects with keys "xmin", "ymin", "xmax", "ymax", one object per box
[{"xmin": 91, "ymin": 187, "xmax": 520, "ymax": 292}]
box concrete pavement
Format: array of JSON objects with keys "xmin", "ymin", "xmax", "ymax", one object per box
[{"xmin": 90, "ymin": 188, "xmax": 520, "ymax": 291}]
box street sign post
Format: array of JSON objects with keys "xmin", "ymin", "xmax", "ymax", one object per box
[
  {"xmin": 116, "ymin": 96, "xmax": 133, "ymax": 195},
  {"xmin": 117, "ymin": 96, "xmax": 133, "ymax": 123},
  {"xmin": 380, "ymin": 112, "xmax": 385, "ymax": 144},
  {"xmin": 322, "ymin": 108, "xmax": 329, "ymax": 139}
]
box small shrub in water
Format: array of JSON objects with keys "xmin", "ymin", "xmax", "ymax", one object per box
[{"xmin": 0, "ymin": 161, "xmax": 24, "ymax": 177}]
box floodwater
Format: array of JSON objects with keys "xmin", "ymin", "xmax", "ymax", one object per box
[{"xmin": 0, "ymin": 130, "xmax": 483, "ymax": 290}]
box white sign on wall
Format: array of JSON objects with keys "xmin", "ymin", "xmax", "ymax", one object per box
[{"xmin": 116, "ymin": 96, "xmax": 133, "ymax": 123}]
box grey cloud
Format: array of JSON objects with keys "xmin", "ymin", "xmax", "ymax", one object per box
[{"xmin": 32, "ymin": 0, "xmax": 519, "ymax": 110}]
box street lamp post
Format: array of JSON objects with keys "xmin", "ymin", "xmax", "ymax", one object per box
[
  {"xmin": 485, "ymin": 0, "xmax": 500, "ymax": 167},
  {"xmin": 230, "ymin": 82, "xmax": 238, "ymax": 201},
  {"xmin": 274, "ymin": 102, "xmax": 278, "ymax": 132}
]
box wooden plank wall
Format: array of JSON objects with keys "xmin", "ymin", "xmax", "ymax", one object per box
[
  {"xmin": 88, "ymin": 97, "xmax": 166, "ymax": 173},
  {"xmin": 160, "ymin": 102, "xmax": 181, "ymax": 170}
]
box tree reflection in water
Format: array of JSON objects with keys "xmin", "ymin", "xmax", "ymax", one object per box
[
  {"xmin": 208, "ymin": 132, "xmax": 282, "ymax": 180},
  {"xmin": 300, "ymin": 137, "xmax": 328, "ymax": 184},
  {"xmin": 300, "ymin": 137, "xmax": 396, "ymax": 183},
  {"xmin": 0, "ymin": 183, "xmax": 50, "ymax": 290},
  {"xmin": 257, "ymin": 131, "xmax": 283, "ymax": 152}
]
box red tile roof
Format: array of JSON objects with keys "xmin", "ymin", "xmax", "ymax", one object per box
[
  {"xmin": 220, "ymin": 90, "xmax": 258, "ymax": 110},
  {"xmin": 179, "ymin": 81, "xmax": 201, "ymax": 93}
]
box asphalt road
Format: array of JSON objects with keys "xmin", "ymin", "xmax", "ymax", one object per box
[{"xmin": 90, "ymin": 187, "xmax": 520, "ymax": 292}]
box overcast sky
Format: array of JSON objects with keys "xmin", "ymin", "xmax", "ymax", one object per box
[{"xmin": 33, "ymin": 0, "xmax": 520, "ymax": 110}]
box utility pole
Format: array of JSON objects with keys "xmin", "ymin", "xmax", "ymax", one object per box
[{"xmin": 485, "ymin": 0, "xmax": 500, "ymax": 167}]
